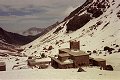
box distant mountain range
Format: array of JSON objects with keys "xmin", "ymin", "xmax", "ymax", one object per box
[
  {"xmin": 0, "ymin": 21, "xmax": 60, "ymax": 52},
  {"xmin": 0, "ymin": 27, "xmax": 37, "ymax": 46},
  {"xmin": 21, "ymin": 21, "xmax": 60, "ymax": 36}
]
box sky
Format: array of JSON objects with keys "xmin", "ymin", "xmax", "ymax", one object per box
[{"xmin": 0, "ymin": 0, "xmax": 85, "ymax": 33}]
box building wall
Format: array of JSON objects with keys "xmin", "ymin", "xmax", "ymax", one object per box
[
  {"xmin": 73, "ymin": 55, "xmax": 89, "ymax": 68},
  {"xmin": 59, "ymin": 50, "xmax": 67, "ymax": 54},
  {"xmin": 92, "ymin": 60, "xmax": 106, "ymax": 70},
  {"xmin": 27, "ymin": 59, "xmax": 50, "ymax": 67},
  {"xmin": 89, "ymin": 58, "xmax": 94, "ymax": 66},
  {"xmin": 99, "ymin": 61, "xmax": 106, "ymax": 70},
  {"xmin": 70, "ymin": 55, "xmax": 75, "ymax": 60},
  {"xmin": 51, "ymin": 59, "xmax": 58, "ymax": 69},
  {"xmin": 27, "ymin": 59, "xmax": 36, "ymax": 66},
  {"xmin": 58, "ymin": 63, "xmax": 73, "ymax": 69},
  {"xmin": 35, "ymin": 61, "xmax": 51, "ymax": 65},
  {"xmin": 58, "ymin": 56, "xmax": 70, "ymax": 62},
  {"xmin": 0, "ymin": 66, "xmax": 6, "ymax": 71}
]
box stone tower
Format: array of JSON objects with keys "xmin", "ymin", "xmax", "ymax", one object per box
[{"xmin": 70, "ymin": 40, "xmax": 80, "ymax": 51}]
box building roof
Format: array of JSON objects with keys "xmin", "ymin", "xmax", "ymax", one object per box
[
  {"xmin": 51, "ymin": 57, "xmax": 73, "ymax": 65},
  {"xmin": 58, "ymin": 53, "xmax": 70, "ymax": 57},
  {"xmin": 59, "ymin": 48, "xmax": 88, "ymax": 56},
  {"xmin": 89, "ymin": 57, "xmax": 94, "ymax": 60},
  {"xmin": 69, "ymin": 40, "xmax": 79, "ymax": 42},
  {"xmin": 63, "ymin": 59, "xmax": 73, "ymax": 64},
  {"xmin": 93, "ymin": 58, "xmax": 106, "ymax": 62},
  {"xmin": 35, "ymin": 58, "xmax": 51, "ymax": 62}
]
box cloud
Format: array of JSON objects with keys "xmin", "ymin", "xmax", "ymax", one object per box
[
  {"xmin": 0, "ymin": 5, "xmax": 48, "ymax": 16},
  {"xmin": 0, "ymin": 0, "xmax": 83, "ymax": 7},
  {"xmin": 0, "ymin": 0, "xmax": 85, "ymax": 33},
  {"xmin": 64, "ymin": 6, "xmax": 78, "ymax": 16}
]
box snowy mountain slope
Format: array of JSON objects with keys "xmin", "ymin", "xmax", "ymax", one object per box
[{"xmin": 22, "ymin": 0, "xmax": 120, "ymax": 58}]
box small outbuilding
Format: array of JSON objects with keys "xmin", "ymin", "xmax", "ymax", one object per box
[
  {"xmin": 91, "ymin": 58, "xmax": 106, "ymax": 70},
  {"xmin": 27, "ymin": 57, "xmax": 51, "ymax": 69},
  {"xmin": 0, "ymin": 62, "xmax": 6, "ymax": 71}
]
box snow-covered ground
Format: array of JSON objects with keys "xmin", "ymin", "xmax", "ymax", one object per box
[
  {"xmin": 0, "ymin": 50, "xmax": 120, "ymax": 80},
  {"xmin": 0, "ymin": 67, "xmax": 120, "ymax": 80},
  {"xmin": 0, "ymin": 56, "xmax": 28, "ymax": 71}
]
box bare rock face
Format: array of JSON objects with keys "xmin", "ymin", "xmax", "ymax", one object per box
[
  {"xmin": 66, "ymin": 0, "xmax": 110, "ymax": 32},
  {"xmin": 87, "ymin": 0, "xmax": 110, "ymax": 18},
  {"xmin": 66, "ymin": 13, "xmax": 92, "ymax": 32},
  {"xmin": 64, "ymin": 0, "xmax": 94, "ymax": 21}
]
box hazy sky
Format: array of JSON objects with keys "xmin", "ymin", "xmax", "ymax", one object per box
[{"xmin": 0, "ymin": 0, "xmax": 85, "ymax": 33}]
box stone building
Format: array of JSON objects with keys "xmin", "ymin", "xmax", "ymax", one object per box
[
  {"xmin": 51, "ymin": 41, "xmax": 89, "ymax": 69},
  {"xmin": 51, "ymin": 40, "xmax": 106, "ymax": 69},
  {"xmin": 89, "ymin": 58, "xmax": 106, "ymax": 70},
  {"xmin": 51, "ymin": 57, "xmax": 73, "ymax": 69},
  {"xmin": 27, "ymin": 57, "xmax": 51, "ymax": 69}
]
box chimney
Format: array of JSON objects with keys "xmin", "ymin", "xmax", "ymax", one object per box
[{"xmin": 70, "ymin": 40, "xmax": 80, "ymax": 51}]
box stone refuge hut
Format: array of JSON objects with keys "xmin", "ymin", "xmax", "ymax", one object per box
[
  {"xmin": 51, "ymin": 41, "xmax": 106, "ymax": 69},
  {"xmin": 27, "ymin": 40, "xmax": 106, "ymax": 70}
]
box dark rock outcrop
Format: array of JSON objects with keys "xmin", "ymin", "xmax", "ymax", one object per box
[
  {"xmin": 66, "ymin": 13, "xmax": 92, "ymax": 32},
  {"xmin": 65, "ymin": 0, "xmax": 110, "ymax": 32}
]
